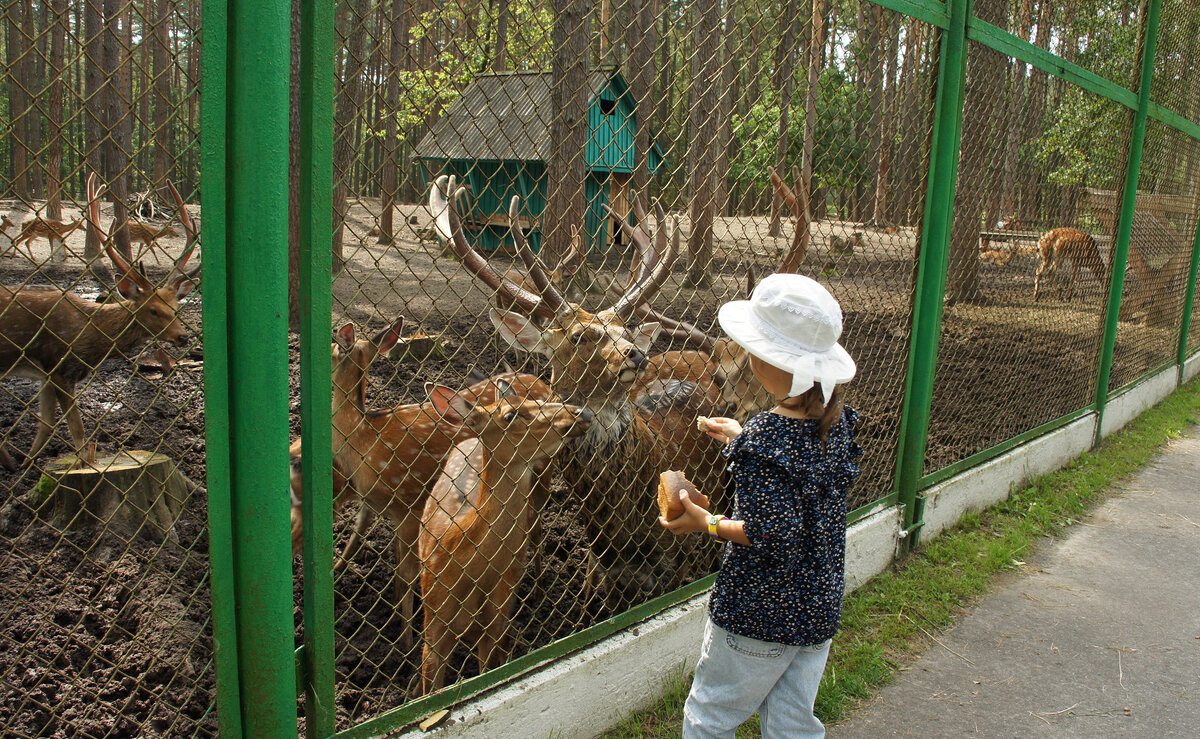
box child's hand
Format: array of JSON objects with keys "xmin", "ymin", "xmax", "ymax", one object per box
[
  {"xmin": 658, "ymin": 490, "xmax": 711, "ymax": 536},
  {"xmin": 697, "ymin": 416, "xmax": 742, "ymax": 444}
]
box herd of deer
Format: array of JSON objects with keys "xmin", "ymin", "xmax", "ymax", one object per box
[
  {"xmin": 0, "ymin": 173, "xmax": 200, "ymax": 470},
  {"xmin": 284, "ymin": 175, "xmax": 784, "ymax": 695},
  {"xmin": 1, "ymin": 164, "xmax": 1116, "ymax": 696},
  {"xmin": 1, "ymin": 203, "xmax": 180, "ymax": 264}
]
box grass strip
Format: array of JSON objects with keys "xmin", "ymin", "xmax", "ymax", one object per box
[{"xmin": 601, "ymin": 376, "xmax": 1200, "ymax": 738}]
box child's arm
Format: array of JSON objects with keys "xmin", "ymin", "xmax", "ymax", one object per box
[
  {"xmin": 697, "ymin": 416, "xmax": 742, "ymax": 445},
  {"xmin": 659, "ymin": 490, "xmax": 750, "ymax": 546}
]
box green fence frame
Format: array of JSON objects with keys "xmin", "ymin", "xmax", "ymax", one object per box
[{"xmin": 200, "ymin": 0, "xmax": 1200, "ymax": 734}]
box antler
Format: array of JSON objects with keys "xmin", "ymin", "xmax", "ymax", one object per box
[
  {"xmin": 166, "ymin": 181, "xmax": 200, "ymax": 272},
  {"xmin": 770, "ymin": 165, "xmax": 810, "ymax": 272},
  {"xmin": 604, "ymin": 196, "xmax": 675, "ymax": 321},
  {"xmin": 430, "ymin": 175, "xmax": 553, "ymax": 320},
  {"xmin": 88, "ymin": 172, "xmax": 150, "ymax": 291},
  {"xmin": 508, "ymin": 196, "xmax": 570, "ymax": 317}
]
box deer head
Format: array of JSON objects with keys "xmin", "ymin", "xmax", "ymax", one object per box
[
  {"xmin": 430, "ymin": 175, "xmax": 668, "ymax": 410},
  {"xmin": 85, "ymin": 173, "xmax": 200, "ymax": 348}
]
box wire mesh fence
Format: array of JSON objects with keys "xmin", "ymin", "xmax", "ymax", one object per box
[
  {"xmin": 924, "ymin": 35, "xmax": 1132, "ymax": 475},
  {"xmin": 2, "ymin": 0, "xmax": 1200, "ymax": 735},
  {"xmin": 1, "ymin": 0, "xmax": 210, "ymax": 735}
]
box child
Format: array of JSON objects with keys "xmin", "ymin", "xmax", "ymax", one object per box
[{"xmin": 660, "ymin": 273, "xmax": 861, "ymax": 739}]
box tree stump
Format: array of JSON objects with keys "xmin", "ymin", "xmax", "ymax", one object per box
[{"xmin": 39, "ymin": 450, "xmax": 194, "ymax": 543}]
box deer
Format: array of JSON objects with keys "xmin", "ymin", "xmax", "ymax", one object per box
[
  {"xmin": 0, "ymin": 173, "xmax": 200, "ymax": 467},
  {"xmin": 430, "ymin": 175, "xmax": 726, "ymax": 600},
  {"xmin": 1033, "ymin": 227, "xmax": 1107, "ymax": 302},
  {"xmin": 418, "ymin": 395, "xmax": 591, "ymax": 695},
  {"xmin": 286, "ymin": 316, "xmax": 555, "ymax": 647},
  {"xmin": 127, "ymin": 221, "xmax": 181, "ymax": 264},
  {"xmin": 7, "ymin": 216, "xmax": 84, "ymax": 261}
]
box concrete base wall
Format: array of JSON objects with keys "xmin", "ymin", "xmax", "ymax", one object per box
[
  {"xmin": 919, "ymin": 414, "xmax": 1097, "ymax": 541},
  {"xmin": 1101, "ymin": 365, "xmax": 1178, "ymax": 439},
  {"xmin": 387, "ymin": 365, "xmax": 1191, "ymax": 738},
  {"xmin": 1184, "ymin": 350, "xmax": 1200, "ymax": 384}
]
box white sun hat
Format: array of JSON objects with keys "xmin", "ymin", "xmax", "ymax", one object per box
[{"xmin": 717, "ymin": 272, "xmax": 856, "ymax": 405}]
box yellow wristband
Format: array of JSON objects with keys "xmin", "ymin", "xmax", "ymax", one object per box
[{"xmin": 707, "ymin": 515, "xmax": 727, "ymax": 539}]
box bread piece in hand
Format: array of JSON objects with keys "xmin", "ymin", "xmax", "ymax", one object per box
[
  {"xmin": 657, "ymin": 470, "xmax": 710, "ymax": 521},
  {"xmin": 696, "ymin": 416, "xmax": 710, "ymax": 433}
]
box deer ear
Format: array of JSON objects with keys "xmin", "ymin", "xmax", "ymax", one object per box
[
  {"xmin": 115, "ymin": 273, "xmax": 144, "ymax": 300},
  {"xmin": 371, "ymin": 316, "xmax": 404, "ymax": 355},
  {"xmin": 173, "ymin": 269, "xmax": 200, "ymax": 300},
  {"xmin": 489, "ymin": 307, "xmax": 551, "ymax": 358},
  {"xmin": 631, "ymin": 321, "xmax": 661, "ymax": 353},
  {"xmin": 494, "ymin": 378, "xmax": 515, "ymax": 399},
  {"xmin": 428, "ymin": 385, "xmax": 472, "ymax": 422},
  {"xmin": 334, "ymin": 323, "xmax": 356, "ymax": 351}
]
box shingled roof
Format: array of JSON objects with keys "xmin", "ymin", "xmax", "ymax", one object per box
[{"xmin": 414, "ymin": 70, "xmax": 629, "ymax": 162}]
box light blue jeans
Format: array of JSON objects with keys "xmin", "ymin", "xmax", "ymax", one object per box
[{"xmin": 682, "ymin": 618, "xmax": 831, "ymax": 739}]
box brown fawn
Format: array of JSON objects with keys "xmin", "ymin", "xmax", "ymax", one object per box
[
  {"xmin": 287, "ymin": 316, "xmax": 554, "ymax": 646},
  {"xmin": 1034, "ymin": 227, "xmax": 1107, "ymax": 302},
  {"xmin": 0, "ymin": 173, "xmax": 199, "ymax": 466},
  {"xmin": 431, "ymin": 176, "xmax": 725, "ymax": 596},
  {"xmin": 418, "ymin": 395, "xmax": 591, "ymax": 695},
  {"xmin": 8, "ymin": 216, "xmax": 84, "ymax": 261}
]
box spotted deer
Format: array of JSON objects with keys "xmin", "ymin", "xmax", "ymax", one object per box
[
  {"xmin": 418, "ymin": 396, "xmax": 591, "ymax": 695},
  {"xmin": 0, "ymin": 173, "xmax": 199, "ymax": 467},
  {"xmin": 1034, "ymin": 227, "xmax": 1107, "ymax": 302},
  {"xmin": 430, "ymin": 176, "xmax": 725, "ymax": 597},
  {"xmin": 8, "ymin": 216, "xmax": 84, "ymax": 261},
  {"xmin": 127, "ymin": 221, "xmax": 181, "ymax": 264},
  {"xmin": 287, "ymin": 316, "xmax": 554, "ymax": 647}
]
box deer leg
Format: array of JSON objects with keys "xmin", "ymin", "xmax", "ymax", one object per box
[
  {"xmin": 53, "ymin": 384, "xmax": 92, "ymax": 461},
  {"xmin": 420, "ymin": 619, "xmax": 454, "ymax": 697},
  {"xmin": 26, "ymin": 382, "xmax": 63, "ymax": 462},
  {"xmin": 1034, "ymin": 256, "xmax": 1049, "ymax": 302},
  {"xmin": 392, "ymin": 512, "xmax": 421, "ymax": 650},
  {"xmin": 334, "ymin": 502, "xmax": 372, "ymax": 573},
  {"xmin": 477, "ymin": 600, "xmax": 511, "ymax": 674}
]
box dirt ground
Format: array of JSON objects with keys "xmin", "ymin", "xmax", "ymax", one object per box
[{"xmin": 0, "ymin": 196, "xmax": 1179, "ymax": 735}]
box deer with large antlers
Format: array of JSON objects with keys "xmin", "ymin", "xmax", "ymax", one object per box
[
  {"xmin": 418, "ymin": 395, "xmax": 591, "ymax": 695},
  {"xmin": 287, "ymin": 316, "xmax": 555, "ymax": 647},
  {"xmin": 0, "ymin": 173, "xmax": 200, "ymax": 466},
  {"xmin": 430, "ymin": 176, "xmax": 725, "ymax": 597}
]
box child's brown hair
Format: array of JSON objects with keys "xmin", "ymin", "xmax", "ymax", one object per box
[{"xmin": 778, "ymin": 383, "xmax": 844, "ymax": 447}]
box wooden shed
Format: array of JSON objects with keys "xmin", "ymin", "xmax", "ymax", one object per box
[{"xmin": 414, "ymin": 69, "xmax": 666, "ymax": 252}]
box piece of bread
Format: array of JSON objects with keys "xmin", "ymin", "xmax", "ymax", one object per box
[
  {"xmin": 696, "ymin": 415, "xmax": 710, "ymax": 433},
  {"xmin": 657, "ymin": 470, "xmax": 710, "ymax": 520}
]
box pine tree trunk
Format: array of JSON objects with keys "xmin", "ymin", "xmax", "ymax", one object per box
[
  {"xmin": 685, "ymin": 0, "xmax": 722, "ymax": 287},
  {"xmin": 767, "ymin": 0, "xmax": 800, "ymax": 238},
  {"xmin": 331, "ymin": 0, "xmax": 370, "ymax": 274},
  {"xmin": 545, "ymin": 0, "xmax": 592, "ymax": 265},
  {"xmin": 45, "ymin": 0, "xmax": 68, "ymax": 220},
  {"xmin": 625, "ymin": 0, "xmax": 656, "ymax": 191},
  {"xmin": 378, "ymin": 0, "xmax": 406, "ymax": 244}
]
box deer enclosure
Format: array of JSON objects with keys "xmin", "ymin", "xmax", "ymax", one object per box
[{"xmin": 2, "ymin": 0, "xmax": 1200, "ymax": 735}]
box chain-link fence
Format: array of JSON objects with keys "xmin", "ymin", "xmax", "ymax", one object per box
[{"xmin": 4, "ymin": 0, "xmax": 1200, "ymax": 736}]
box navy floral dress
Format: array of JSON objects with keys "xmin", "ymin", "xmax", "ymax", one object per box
[{"xmin": 708, "ymin": 408, "xmax": 862, "ymax": 646}]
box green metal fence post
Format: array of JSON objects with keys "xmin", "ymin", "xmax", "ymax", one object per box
[
  {"xmin": 202, "ymin": 0, "xmax": 299, "ymax": 732},
  {"xmin": 1176, "ymin": 214, "xmax": 1200, "ymax": 378},
  {"xmin": 299, "ymin": 0, "xmax": 336, "ymax": 731},
  {"xmin": 198, "ymin": 0, "xmax": 242, "ymax": 734},
  {"xmin": 893, "ymin": 0, "xmax": 971, "ymax": 549},
  {"xmin": 1093, "ymin": 0, "xmax": 1162, "ymax": 441}
]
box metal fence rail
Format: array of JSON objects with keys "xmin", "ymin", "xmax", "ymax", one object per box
[{"xmin": 2, "ymin": 0, "xmax": 1199, "ymax": 736}]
